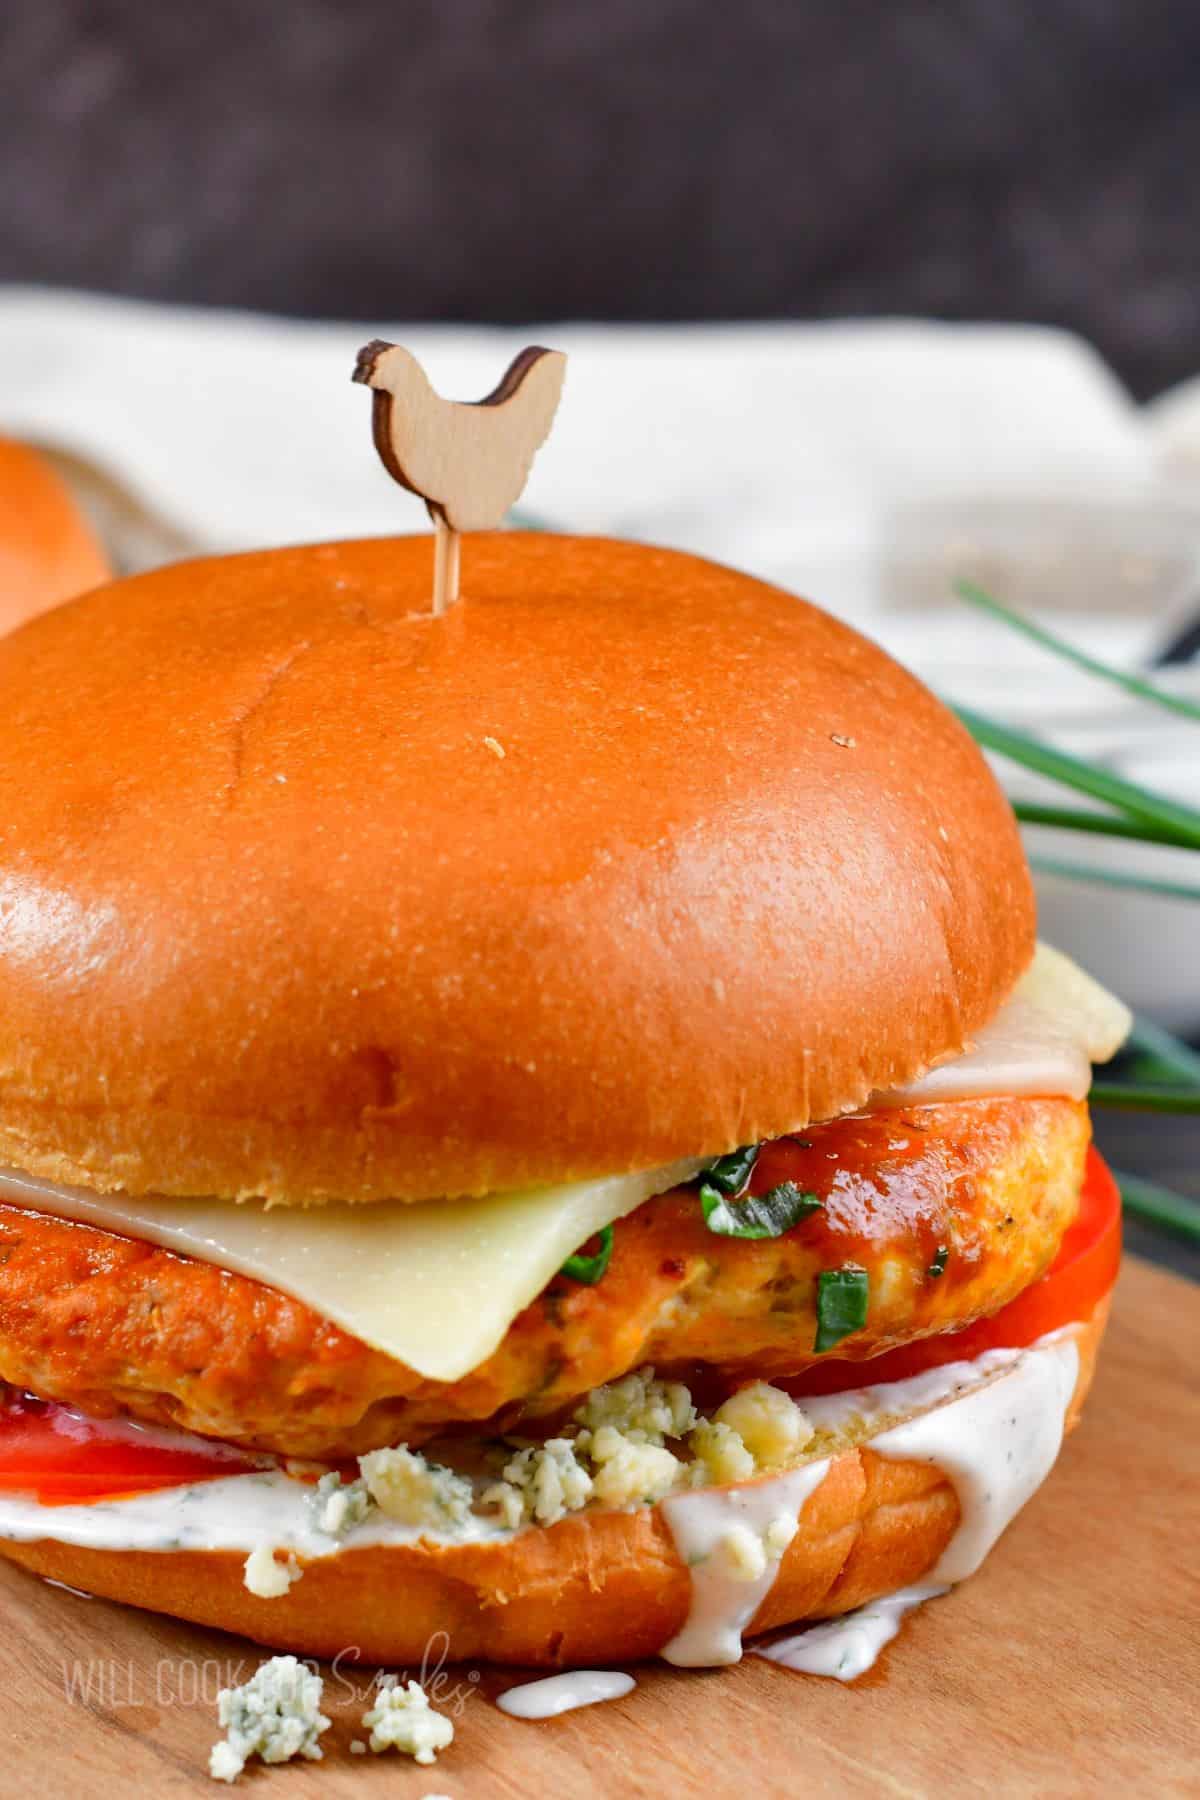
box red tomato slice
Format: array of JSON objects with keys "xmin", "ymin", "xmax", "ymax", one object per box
[
  {"xmin": 787, "ymin": 1147, "xmax": 1121, "ymax": 1397},
  {"xmin": 0, "ymin": 1393, "xmax": 263, "ymax": 1505}
]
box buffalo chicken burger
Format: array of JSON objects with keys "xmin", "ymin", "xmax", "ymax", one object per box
[{"xmin": 0, "ymin": 532, "xmax": 1128, "ymax": 1668}]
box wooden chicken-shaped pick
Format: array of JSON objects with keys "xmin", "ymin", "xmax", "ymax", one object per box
[{"xmin": 353, "ymin": 341, "xmax": 566, "ymax": 614}]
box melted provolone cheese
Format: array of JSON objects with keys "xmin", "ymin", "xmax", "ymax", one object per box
[
  {"xmin": 0, "ymin": 946, "xmax": 1127, "ymax": 1384},
  {"xmin": 877, "ymin": 942, "xmax": 1130, "ymax": 1110},
  {"xmin": 0, "ymin": 1158, "xmax": 706, "ymax": 1385}
]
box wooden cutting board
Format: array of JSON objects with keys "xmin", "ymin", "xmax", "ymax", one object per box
[{"xmin": 0, "ymin": 1256, "xmax": 1194, "ymax": 1799}]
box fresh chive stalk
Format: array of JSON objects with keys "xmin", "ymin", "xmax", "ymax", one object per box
[
  {"xmin": 952, "ymin": 579, "xmax": 1200, "ymax": 1254},
  {"xmin": 955, "ymin": 579, "xmax": 1200, "ymax": 725},
  {"xmin": 1116, "ymin": 1172, "xmax": 1200, "ymax": 1243},
  {"xmin": 1089, "ymin": 1084, "xmax": 1200, "ymax": 1115},
  {"xmin": 955, "ymin": 704, "xmax": 1200, "ymax": 849},
  {"xmin": 1013, "ymin": 802, "xmax": 1198, "ymax": 850},
  {"xmin": 1029, "ymin": 855, "xmax": 1200, "ymax": 906},
  {"xmin": 1124, "ymin": 1017, "xmax": 1200, "ymax": 1089}
]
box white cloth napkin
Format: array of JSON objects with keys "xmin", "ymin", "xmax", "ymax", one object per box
[{"xmin": 0, "ymin": 287, "xmax": 1161, "ymax": 603}]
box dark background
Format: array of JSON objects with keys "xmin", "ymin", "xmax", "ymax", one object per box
[{"xmin": 2, "ymin": 0, "xmax": 1199, "ymax": 400}]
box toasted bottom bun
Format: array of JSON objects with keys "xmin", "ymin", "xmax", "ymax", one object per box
[{"xmin": 0, "ymin": 1301, "xmax": 1108, "ymax": 1667}]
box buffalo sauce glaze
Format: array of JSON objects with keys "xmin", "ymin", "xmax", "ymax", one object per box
[
  {"xmin": 636, "ymin": 1099, "xmax": 1080, "ymax": 1411},
  {"xmin": 748, "ymin": 1115, "xmax": 982, "ymax": 1291}
]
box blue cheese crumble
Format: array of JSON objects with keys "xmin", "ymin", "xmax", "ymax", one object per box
[
  {"xmin": 361, "ymin": 1677, "xmax": 455, "ymax": 1763},
  {"xmin": 481, "ymin": 1437, "xmax": 594, "ymax": 1527},
  {"xmin": 359, "ymin": 1445, "xmax": 474, "ymax": 1528},
  {"xmin": 233, "ymin": 1368, "xmax": 816, "ymax": 1567},
  {"xmin": 208, "ymin": 1655, "xmax": 329, "ymax": 1782},
  {"xmin": 242, "ymin": 1544, "xmax": 302, "ymax": 1598},
  {"xmin": 481, "ymin": 1369, "xmax": 813, "ymax": 1523},
  {"xmin": 312, "ymin": 1470, "xmax": 374, "ymax": 1537}
]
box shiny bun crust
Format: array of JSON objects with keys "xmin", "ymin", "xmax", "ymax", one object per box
[
  {"xmin": 0, "ymin": 533, "xmax": 1033, "ymax": 1203},
  {"xmin": 0, "ymin": 1304, "xmax": 1106, "ymax": 1667},
  {"xmin": 0, "ymin": 439, "xmax": 109, "ymax": 634}
]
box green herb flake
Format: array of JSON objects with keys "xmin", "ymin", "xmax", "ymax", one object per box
[
  {"xmin": 700, "ymin": 1179, "xmax": 822, "ymax": 1240},
  {"xmin": 927, "ymin": 1245, "xmax": 949, "ymax": 1279},
  {"xmin": 700, "ymin": 1143, "xmax": 762, "ymax": 1196},
  {"xmin": 559, "ymin": 1225, "xmax": 615, "ymax": 1286},
  {"xmin": 814, "ymin": 1265, "xmax": 869, "ymax": 1352}
]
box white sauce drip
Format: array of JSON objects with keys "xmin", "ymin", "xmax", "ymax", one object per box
[
  {"xmin": 743, "ymin": 1333, "xmax": 1080, "ymax": 1681},
  {"xmin": 659, "ymin": 1462, "xmax": 831, "ymax": 1667},
  {"xmin": 868, "ymin": 1334, "xmax": 1079, "ymax": 1583},
  {"xmin": 662, "ymin": 1331, "xmax": 1078, "ymax": 1672},
  {"xmin": 757, "ymin": 1583, "xmax": 948, "ymax": 1681},
  {"xmin": 496, "ymin": 1670, "xmax": 635, "ymax": 1718}
]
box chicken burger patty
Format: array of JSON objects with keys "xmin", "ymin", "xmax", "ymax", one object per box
[{"xmin": 0, "ymin": 1096, "xmax": 1088, "ymax": 1459}]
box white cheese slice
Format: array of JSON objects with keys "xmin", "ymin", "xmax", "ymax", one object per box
[
  {"xmin": 877, "ymin": 941, "xmax": 1131, "ymax": 1109},
  {"xmin": 1014, "ymin": 941, "xmax": 1132, "ymax": 1063},
  {"xmin": 0, "ymin": 944, "xmax": 1128, "ymax": 1384},
  {"xmin": 0, "ymin": 1157, "xmax": 706, "ymax": 1385}
]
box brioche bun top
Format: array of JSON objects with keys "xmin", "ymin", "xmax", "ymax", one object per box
[
  {"xmin": 0, "ymin": 439, "xmax": 110, "ymax": 633},
  {"xmin": 0, "ymin": 533, "xmax": 1033, "ymax": 1204}
]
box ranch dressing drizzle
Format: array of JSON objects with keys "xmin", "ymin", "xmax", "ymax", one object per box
[
  {"xmin": 659, "ymin": 1462, "xmax": 831, "ymax": 1667},
  {"xmin": 0, "ymin": 1467, "xmax": 511, "ymax": 1558},
  {"xmin": 496, "ymin": 1671, "xmax": 635, "ymax": 1718},
  {"xmin": 866, "ymin": 1333, "xmax": 1079, "ymax": 1583},
  {"xmin": 757, "ymin": 1583, "xmax": 948, "ymax": 1681},
  {"xmin": 751, "ymin": 1332, "xmax": 1080, "ymax": 1681}
]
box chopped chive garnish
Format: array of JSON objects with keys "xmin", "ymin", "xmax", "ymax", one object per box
[
  {"xmin": 814, "ymin": 1266, "xmax": 869, "ymax": 1352},
  {"xmin": 700, "ymin": 1179, "xmax": 822, "ymax": 1240},
  {"xmin": 927, "ymin": 1245, "xmax": 949, "ymax": 1279},
  {"xmin": 560, "ymin": 1225, "xmax": 614, "ymax": 1285},
  {"xmin": 700, "ymin": 1144, "xmax": 762, "ymax": 1196}
]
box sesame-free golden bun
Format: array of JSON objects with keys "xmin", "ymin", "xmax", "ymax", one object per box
[
  {"xmin": 0, "ymin": 1301, "xmax": 1106, "ymax": 1666},
  {"xmin": 0, "ymin": 438, "xmax": 110, "ymax": 633},
  {"xmin": 0, "ymin": 532, "xmax": 1034, "ymax": 1204}
]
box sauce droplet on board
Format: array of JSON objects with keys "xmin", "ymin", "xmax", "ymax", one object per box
[
  {"xmin": 497, "ymin": 1670, "xmax": 636, "ymax": 1719},
  {"xmin": 755, "ymin": 1583, "xmax": 948, "ymax": 1681}
]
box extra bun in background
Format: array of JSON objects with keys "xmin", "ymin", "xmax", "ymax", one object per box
[
  {"xmin": 0, "ymin": 1302, "xmax": 1107, "ymax": 1667},
  {"xmin": 0, "ymin": 438, "xmax": 110, "ymax": 633},
  {"xmin": 0, "ymin": 531, "xmax": 1033, "ymax": 1205}
]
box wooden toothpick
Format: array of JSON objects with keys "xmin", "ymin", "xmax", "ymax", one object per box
[
  {"xmin": 352, "ymin": 341, "xmax": 566, "ymax": 615},
  {"xmin": 432, "ymin": 513, "xmax": 460, "ymax": 615}
]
